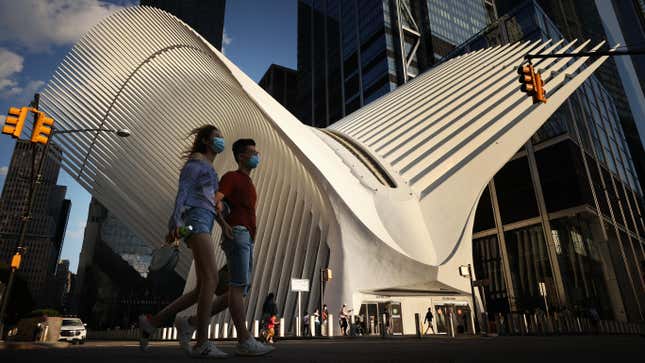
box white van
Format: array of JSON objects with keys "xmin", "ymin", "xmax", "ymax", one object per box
[{"xmin": 58, "ymin": 318, "xmax": 87, "ymax": 344}]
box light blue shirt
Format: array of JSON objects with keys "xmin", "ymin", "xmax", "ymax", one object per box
[{"xmin": 168, "ymin": 154, "xmax": 219, "ymax": 230}]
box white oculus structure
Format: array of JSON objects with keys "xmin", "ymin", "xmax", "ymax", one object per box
[{"xmin": 39, "ymin": 6, "xmax": 611, "ymax": 335}]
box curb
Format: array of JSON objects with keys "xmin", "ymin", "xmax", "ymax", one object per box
[{"xmin": 0, "ymin": 341, "xmax": 70, "ymax": 350}]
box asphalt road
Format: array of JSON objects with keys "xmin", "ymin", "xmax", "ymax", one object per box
[{"xmin": 2, "ymin": 335, "xmax": 644, "ymax": 363}]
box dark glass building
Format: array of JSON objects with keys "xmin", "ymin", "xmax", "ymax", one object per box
[
  {"xmin": 0, "ymin": 140, "xmax": 71, "ymax": 307},
  {"xmin": 140, "ymin": 0, "xmax": 226, "ymax": 50},
  {"xmin": 447, "ymin": 1, "xmax": 645, "ymax": 322},
  {"xmin": 74, "ymin": 198, "xmax": 183, "ymax": 329},
  {"xmin": 297, "ymin": 0, "xmax": 487, "ymax": 127},
  {"xmin": 258, "ymin": 64, "xmax": 299, "ymax": 116}
]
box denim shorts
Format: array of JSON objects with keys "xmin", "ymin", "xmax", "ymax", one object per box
[
  {"xmin": 181, "ymin": 207, "xmax": 215, "ymax": 239},
  {"xmin": 221, "ymin": 225, "xmax": 254, "ymax": 297}
]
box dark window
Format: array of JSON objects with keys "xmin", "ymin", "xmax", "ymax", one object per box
[
  {"xmin": 474, "ymin": 185, "xmax": 495, "ymax": 232},
  {"xmin": 494, "ymin": 156, "xmax": 540, "ymax": 224}
]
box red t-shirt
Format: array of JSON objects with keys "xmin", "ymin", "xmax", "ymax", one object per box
[{"xmin": 218, "ymin": 170, "xmax": 257, "ymax": 239}]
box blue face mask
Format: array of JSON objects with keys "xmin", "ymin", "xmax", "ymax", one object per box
[
  {"xmin": 212, "ymin": 137, "xmax": 225, "ymax": 153},
  {"xmin": 247, "ymin": 154, "xmax": 260, "ymax": 169}
]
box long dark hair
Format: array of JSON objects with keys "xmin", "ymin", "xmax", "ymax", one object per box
[{"xmin": 182, "ymin": 124, "xmax": 219, "ymax": 159}]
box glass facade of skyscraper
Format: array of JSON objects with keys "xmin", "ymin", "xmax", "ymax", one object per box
[
  {"xmin": 298, "ymin": 0, "xmax": 438, "ymax": 127},
  {"xmin": 426, "ymin": 0, "xmax": 489, "ymax": 46},
  {"xmin": 448, "ymin": 1, "xmax": 645, "ymax": 321}
]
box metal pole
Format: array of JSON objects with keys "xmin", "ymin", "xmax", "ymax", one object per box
[
  {"xmin": 320, "ymin": 269, "xmax": 324, "ymax": 324},
  {"xmin": 0, "ymin": 95, "xmax": 53, "ymax": 338},
  {"xmin": 467, "ymin": 264, "xmax": 482, "ymax": 335},
  {"xmin": 297, "ymin": 291, "xmax": 302, "ymax": 337},
  {"xmin": 526, "ymin": 48, "xmax": 645, "ymax": 60}
]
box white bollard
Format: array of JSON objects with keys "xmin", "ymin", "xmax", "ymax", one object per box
[
  {"xmin": 208, "ymin": 324, "xmax": 212, "ymax": 339},
  {"xmin": 245, "ymin": 320, "xmax": 248, "ymax": 329},
  {"xmin": 214, "ymin": 323, "xmax": 220, "ymax": 339},
  {"xmin": 172, "ymin": 327, "xmax": 178, "ymax": 340},
  {"xmin": 279, "ymin": 318, "xmax": 285, "ymax": 337},
  {"xmin": 192, "ymin": 331, "xmax": 196, "ymax": 339},
  {"xmin": 310, "ymin": 315, "xmax": 316, "ymax": 337},
  {"xmin": 223, "ymin": 323, "xmax": 229, "ymax": 339},
  {"xmin": 162, "ymin": 327, "xmax": 167, "ymax": 340},
  {"xmin": 327, "ymin": 314, "xmax": 334, "ymax": 337},
  {"xmin": 253, "ymin": 320, "xmax": 260, "ymax": 338},
  {"xmin": 232, "ymin": 324, "xmax": 237, "ymax": 339}
]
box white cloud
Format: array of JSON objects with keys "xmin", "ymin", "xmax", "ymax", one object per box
[
  {"xmin": 222, "ymin": 29, "xmax": 232, "ymax": 54},
  {"xmin": 0, "ymin": 48, "xmax": 24, "ymax": 96},
  {"xmin": 0, "ymin": 0, "xmax": 134, "ymax": 52},
  {"xmin": 0, "ymin": 166, "xmax": 8, "ymax": 176},
  {"xmin": 65, "ymin": 220, "xmax": 87, "ymax": 241}
]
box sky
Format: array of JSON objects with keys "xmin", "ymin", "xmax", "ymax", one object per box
[{"xmin": 0, "ymin": 0, "xmax": 297, "ymax": 273}]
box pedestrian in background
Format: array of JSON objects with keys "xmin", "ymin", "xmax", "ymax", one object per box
[{"xmin": 423, "ymin": 307, "xmax": 434, "ymax": 335}]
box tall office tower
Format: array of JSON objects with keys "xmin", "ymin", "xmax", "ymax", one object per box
[
  {"xmin": 297, "ymin": 0, "xmax": 492, "ymax": 127},
  {"xmin": 0, "ymin": 140, "xmax": 70, "ymax": 306},
  {"xmin": 449, "ymin": 1, "xmax": 645, "ymax": 322},
  {"xmin": 74, "ymin": 198, "xmax": 183, "ymax": 328},
  {"xmin": 46, "ymin": 259, "xmax": 73, "ymax": 312},
  {"xmin": 259, "ymin": 64, "xmax": 299, "ymax": 116},
  {"xmin": 425, "ymin": 0, "xmax": 496, "ymax": 60},
  {"xmin": 140, "ymin": 0, "xmax": 226, "ymax": 50}
]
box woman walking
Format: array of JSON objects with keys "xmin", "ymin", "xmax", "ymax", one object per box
[{"xmin": 138, "ymin": 125, "xmax": 228, "ymax": 358}]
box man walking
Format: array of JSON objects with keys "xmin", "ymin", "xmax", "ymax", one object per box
[
  {"xmin": 424, "ymin": 307, "xmax": 434, "ymax": 335},
  {"xmin": 216, "ymin": 138, "xmax": 273, "ymax": 356}
]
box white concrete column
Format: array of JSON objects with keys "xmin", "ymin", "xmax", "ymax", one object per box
[
  {"xmin": 172, "ymin": 327, "xmax": 177, "ymax": 340},
  {"xmin": 223, "ymin": 323, "xmax": 229, "ymax": 339},
  {"xmin": 214, "ymin": 323, "xmax": 220, "ymax": 339},
  {"xmin": 253, "ymin": 320, "xmax": 259, "ymax": 338},
  {"xmin": 327, "ymin": 314, "xmax": 334, "ymax": 337},
  {"xmin": 310, "ymin": 315, "xmax": 316, "ymax": 337},
  {"xmin": 279, "ymin": 318, "xmax": 285, "ymax": 337},
  {"xmin": 232, "ymin": 324, "xmax": 237, "ymax": 339}
]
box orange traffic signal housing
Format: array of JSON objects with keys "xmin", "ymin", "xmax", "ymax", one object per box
[
  {"xmin": 31, "ymin": 112, "xmax": 55, "ymax": 144},
  {"xmin": 10, "ymin": 252, "xmax": 21, "ymax": 270},
  {"xmin": 518, "ymin": 64, "xmax": 547, "ymax": 104},
  {"xmin": 2, "ymin": 107, "xmax": 29, "ymax": 138}
]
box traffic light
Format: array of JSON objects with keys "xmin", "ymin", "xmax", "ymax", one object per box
[
  {"xmin": 31, "ymin": 112, "xmax": 54, "ymax": 144},
  {"xmin": 10, "ymin": 252, "xmax": 21, "ymax": 270},
  {"xmin": 2, "ymin": 107, "xmax": 29, "ymax": 138},
  {"xmin": 518, "ymin": 63, "xmax": 547, "ymax": 103}
]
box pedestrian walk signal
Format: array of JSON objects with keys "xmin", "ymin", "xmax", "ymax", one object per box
[
  {"xmin": 2, "ymin": 107, "xmax": 29, "ymax": 138},
  {"xmin": 518, "ymin": 64, "xmax": 547, "ymax": 104},
  {"xmin": 31, "ymin": 112, "xmax": 55, "ymax": 144}
]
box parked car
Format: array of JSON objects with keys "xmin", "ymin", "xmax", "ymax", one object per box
[{"xmin": 58, "ymin": 317, "xmax": 86, "ymax": 344}]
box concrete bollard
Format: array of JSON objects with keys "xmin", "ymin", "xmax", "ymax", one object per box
[
  {"xmin": 208, "ymin": 324, "xmax": 212, "ymax": 339},
  {"xmin": 310, "ymin": 315, "xmax": 316, "ymax": 337},
  {"xmin": 223, "ymin": 323, "xmax": 229, "ymax": 339},
  {"xmin": 245, "ymin": 320, "xmax": 248, "ymax": 330},
  {"xmin": 327, "ymin": 314, "xmax": 333, "ymax": 337},
  {"xmin": 253, "ymin": 320, "xmax": 259, "ymax": 338},
  {"xmin": 172, "ymin": 327, "xmax": 178, "ymax": 340},
  {"xmin": 214, "ymin": 323, "xmax": 220, "ymax": 339},
  {"xmin": 232, "ymin": 324, "xmax": 237, "ymax": 339},
  {"xmin": 192, "ymin": 331, "xmax": 196, "ymax": 340},
  {"xmin": 279, "ymin": 318, "xmax": 285, "ymax": 337},
  {"xmin": 414, "ymin": 313, "xmax": 421, "ymax": 338}
]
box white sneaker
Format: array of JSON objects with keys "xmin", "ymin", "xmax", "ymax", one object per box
[
  {"xmin": 174, "ymin": 315, "xmax": 196, "ymax": 352},
  {"xmin": 191, "ymin": 341, "xmax": 228, "ymax": 359},
  {"xmin": 138, "ymin": 315, "xmax": 156, "ymax": 351},
  {"xmin": 235, "ymin": 338, "xmax": 275, "ymax": 356}
]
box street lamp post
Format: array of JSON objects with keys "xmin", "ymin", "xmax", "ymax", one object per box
[{"xmin": 0, "ymin": 101, "xmax": 130, "ymax": 338}]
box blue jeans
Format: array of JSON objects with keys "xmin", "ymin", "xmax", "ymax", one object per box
[
  {"xmin": 221, "ymin": 225, "xmax": 254, "ymax": 296},
  {"xmin": 181, "ymin": 207, "xmax": 215, "ymax": 241}
]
